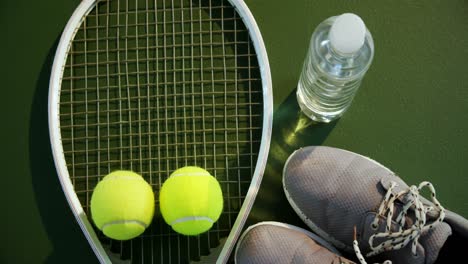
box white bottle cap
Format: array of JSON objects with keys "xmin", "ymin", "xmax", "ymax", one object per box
[{"xmin": 329, "ymin": 13, "xmax": 366, "ymax": 54}]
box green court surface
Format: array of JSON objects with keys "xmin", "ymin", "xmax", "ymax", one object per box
[{"xmin": 2, "ymin": 0, "xmax": 467, "ymax": 263}]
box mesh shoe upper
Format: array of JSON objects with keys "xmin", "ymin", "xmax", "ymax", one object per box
[{"xmin": 283, "ymin": 146, "xmax": 452, "ymax": 264}]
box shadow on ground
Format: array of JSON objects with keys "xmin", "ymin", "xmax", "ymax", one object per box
[
  {"xmin": 29, "ymin": 39, "xmax": 97, "ymax": 264},
  {"xmin": 247, "ymin": 90, "xmax": 338, "ymax": 228}
]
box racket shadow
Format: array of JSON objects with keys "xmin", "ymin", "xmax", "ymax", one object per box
[
  {"xmin": 29, "ymin": 39, "xmax": 97, "ymax": 263},
  {"xmin": 246, "ymin": 90, "xmax": 338, "ymax": 230}
]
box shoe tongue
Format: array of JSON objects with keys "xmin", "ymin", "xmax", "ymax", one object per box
[
  {"xmin": 377, "ymin": 178, "xmax": 453, "ymax": 263},
  {"xmin": 380, "ymin": 225, "xmax": 451, "ymax": 264},
  {"xmin": 359, "ymin": 211, "xmax": 452, "ymax": 264},
  {"xmin": 419, "ymin": 222, "xmax": 452, "ymax": 264},
  {"xmin": 332, "ymin": 258, "xmax": 355, "ymax": 264}
]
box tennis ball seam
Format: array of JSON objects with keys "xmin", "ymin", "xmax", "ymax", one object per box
[
  {"xmin": 101, "ymin": 219, "xmax": 148, "ymax": 231},
  {"xmin": 169, "ymin": 216, "xmax": 215, "ymax": 226}
]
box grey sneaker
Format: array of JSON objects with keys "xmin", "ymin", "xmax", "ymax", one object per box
[
  {"xmin": 283, "ymin": 146, "xmax": 468, "ymax": 264},
  {"xmin": 235, "ymin": 221, "xmax": 355, "ymax": 264}
]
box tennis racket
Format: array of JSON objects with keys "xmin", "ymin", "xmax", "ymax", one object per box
[{"xmin": 48, "ymin": 0, "xmax": 272, "ymax": 263}]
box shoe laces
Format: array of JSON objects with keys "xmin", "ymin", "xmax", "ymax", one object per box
[{"xmin": 353, "ymin": 181, "xmax": 446, "ymax": 264}]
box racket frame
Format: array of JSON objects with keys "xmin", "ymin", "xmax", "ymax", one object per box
[{"xmin": 48, "ymin": 0, "xmax": 272, "ymax": 263}]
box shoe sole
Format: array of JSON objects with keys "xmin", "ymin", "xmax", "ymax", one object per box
[{"xmin": 234, "ymin": 221, "xmax": 341, "ymax": 263}]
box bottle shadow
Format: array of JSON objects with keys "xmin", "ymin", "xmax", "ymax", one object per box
[
  {"xmin": 247, "ymin": 90, "xmax": 338, "ymax": 228},
  {"xmin": 29, "ymin": 38, "xmax": 97, "ymax": 263}
]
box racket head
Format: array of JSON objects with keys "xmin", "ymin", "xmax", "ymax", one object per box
[{"xmin": 49, "ymin": 0, "xmax": 272, "ymax": 262}]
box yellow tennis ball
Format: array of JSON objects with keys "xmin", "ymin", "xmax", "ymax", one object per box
[
  {"xmin": 160, "ymin": 166, "xmax": 223, "ymax": 236},
  {"xmin": 90, "ymin": 170, "xmax": 155, "ymax": 240}
]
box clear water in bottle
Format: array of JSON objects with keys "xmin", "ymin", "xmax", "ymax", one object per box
[{"xmin": 297, "ymin": 13, "xmax": 374, "ymax": 123}]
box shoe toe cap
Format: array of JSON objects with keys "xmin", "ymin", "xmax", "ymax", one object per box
[
  {"xmin": 235, "ymin": 222, "xmax": 342, "ymax": 264},
  {"xmin": 282, "ymin": 146, "xmax": 401, "ymax": 247}
]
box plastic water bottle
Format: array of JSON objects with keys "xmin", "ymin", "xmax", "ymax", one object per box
[{"xmin": 297, "ymin": 13, "xmax": 374, "ymax": 123}]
